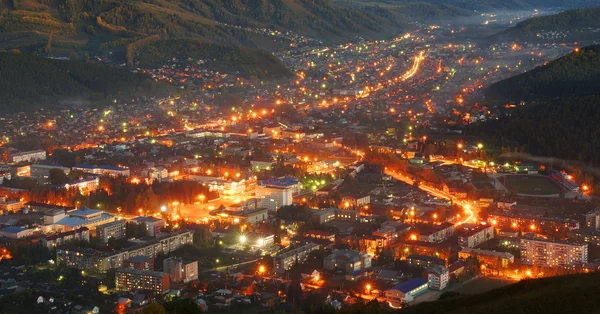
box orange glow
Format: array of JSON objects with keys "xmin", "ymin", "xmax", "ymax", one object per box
[
  {"xmin": 512, "ymin": 222, "xmax": 518, "ymax": 228},
  {"xmin": 583, "ymin": 185, "xmax": 590, "ymax": 191},
  {"xmin": 530, "ymin": 224, "xmax": 536, "ymax": 231},
  {"xmin": 409, "ymin": 234, "xmax": 417, "ymax": 241},
  {"xmin": 0, "ymin": 248, "xmax": 12, "ymax": 261}
]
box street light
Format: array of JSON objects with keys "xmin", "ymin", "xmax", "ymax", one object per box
[
  {"xmin": 477, "ymin": 143, "xmax": 483, "ymax": 149},
  {"xmin": 365, "ymin": 284, "xmax": 372, "ymax": 294},
  {"xmin": 258, "ymin": 265, "xmax": 265, "ymax": 274},
  {"xmin": 160, "ymin": 205, "xmax": 167, "ymax": 212},
  {"xmin": 239, "ymin": 235, "xmax": 247, "ymax": 244}
]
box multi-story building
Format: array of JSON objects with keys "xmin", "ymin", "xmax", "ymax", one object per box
[
  {"xmin": 416, "ymin": 222, "xmax": 455, "ymax": 243},
  {"xmin": 273, "ymin": 243, "xmax": 320, "ymax": 273},
  {"xmin": 115, "ymin": 268, "xmax": 169, "ymax": 293},
  {"xmin": 324, "ymin": 250, "xmax": 372, "ymax": 273},
  {"xmin": 423, "ymin": 266, "xmax": 449, "ymax": 290},
  {"xmin": 10, "ymin": 150, "xmax": 46, "ymax": 163},
  {"xmin": 72, "ymin": 164, "xmax": 130, "ymax": 177},
  {"xmin": 56, "ymin": 230, "xmax": 193, "ymax": 273},
  {"xmin": 255, "ymin": 178, "xmax": 298, "ymax": 211},
  {"xmin": 405, "ymin": 254, "xmax": 445, "ymax": 268},
  {"xmin": 488, "ymin": 212, "xmax": 580, "ymax": 232},
  {"xmin": 130, "ymin": 216, "xmax": 164, "ymax": 236},
  {"xmin": 124, "ymin": 255, "xmax": 154, "ymax": 271},
  {"xmin": 96, "ymin": 220, "xmax": 127, "ymax": 243},
  {"xmin": 303, "ymin": 230, "xmax": 335, "ymax": 242},
  {"xmin": 64, "ymin": 177, "xmax": 100, "ymax": 195},
  {"xmin": 0, "ymin": 226, "xmax": 34, "ymax": 239},
  {"xmin": 568, "ymin": 228, "xmax": 600, "ymax": 245},
  {"xmin": 163, "ymin": 257, "xmax": 198, "ymax": 283},
  {"xmin": 584, "ymin": 209, "xmax": 600, "ymax": 230},
  {"xmin": 395, "ymin": 240, "xmax": 452, "ymax": 264},
  {"xmin": 520, "ymin": 238, "xmax": 588, "ymax": 267},
  {"xmin": 458, "ymin": 224, "xmax": 494, "ymax": 248},
  {"xmin": 211, "ymin": 207, "xmax": 268, "ymax": 226},
  {"xmin": 458, "ymin": 247, "xmax": 514, "ymax": 268},
  {"xmin": 42, "ymin": 227, "xmax": 90, "ymax": 249}
]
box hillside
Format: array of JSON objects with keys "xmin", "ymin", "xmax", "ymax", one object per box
[
  {"xmin": 0, "ymin": 0, "xmax": 404, "ymax": 55},
  {"xmin": 486, "ymin": 45, "xmax": 600, "ymax": 101},
  {"xmin": 401, "ymin": 273, "xmax": 600, "ymax": 314},
  {"xmin": 136, "ymin": 39, "xmax": 293, "ymax": 79},
  {"xmin": 0, "ymin": 51, "xmax": 168, "ymax": 112},
  {"xmin": 489, "ymin": 5, "xmax": 600, "ymax": 42},
  {"xmin": 474, "ymin": 45, "xmax": 600, "ymax": 163}
]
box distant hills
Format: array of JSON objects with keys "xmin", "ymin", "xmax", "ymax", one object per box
[
  {"xmin": 400, "ymin": 273, "xmax": 600, "ymax": 314},
  {"xmin": 0, "ymin": 51, "xmax": 169, "ymax": 112},
  {"xmin": 473, "ymin": 45, "xmax": 600, "ymax": 163},
  {"xmin": 489, "ymin": 5, "xmax": 600, "ymax": 42}
]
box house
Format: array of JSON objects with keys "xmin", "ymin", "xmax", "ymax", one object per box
[{"xmin": 384, "ymin": 278, "xmax": 429, "ymax": 303}]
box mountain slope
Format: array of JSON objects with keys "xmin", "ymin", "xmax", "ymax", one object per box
[
  {"xmin": 473, "ymin": 45, "xmax": 600, "ymax": 164},
  {"xmin": 489, "ymin": 5, "xmax": 600, "ymax": 42},
  {"xmin": 486, "ymin": 45, "xmax": 600, "ymax": 101},
  {"xmin": 0, "ymin": 51, "xmax": 168, "ymax": 112},
  {"xmin": 400, "ymin": 273, "xmax": 600, "ymax": 314}
]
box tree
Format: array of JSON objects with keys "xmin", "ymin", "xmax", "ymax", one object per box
[
  {"xmin": 164, "ymin": 298, "xmax": 203, "ymax": 314},
  {"xmin": 377, "ymin": 249, "xmax": 394, "ymax": 265},
  {"xmin": 48, "ymin": 168, "xmax": 68, "ymax": 186},
  {"xmin": 141, "ymin": 303, "xmax": 166, "ymax": 314}
]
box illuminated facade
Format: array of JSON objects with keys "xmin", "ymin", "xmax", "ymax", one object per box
[
  {"xmin": 115, "ymin": 268, "xmax": 169, "ymax": 293},
  {"xmin": 520, "ymin": 238, "xmax": 588, "ymax": 267}
]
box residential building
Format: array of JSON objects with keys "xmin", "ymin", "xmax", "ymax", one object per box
[
  {"xmin": 212, "ymin": 207, "xmax": 269, "ymax": 226},
  {"xmin": 250, "ymin": 160, "xmax": 274, "ymax": 172},
  {"xmin": 130, "ymin": 216, "xmax": 164, "ymax": 236},
  {"xmin": 115, "ymin": 268, "xmax": 169, "ymax": 293},
  {"xmin": 273, "ymin": 243, "xmax": 320, "ymax": 273},
  {"xmin": 324, "ymin": 250, "xmax": 372, "ymax": 273},
  {"xmin": 423, "ymin": 266, "xmax": 449, "ymax": 290},
  {"xmin": 163, "ymin": 257, "xmax": 198, "ymax": 283},
  {"xmin": 72, "ymin": 164, "xmax": 130, "ymax": 177},
  {"xmin": 458, "ymin": 224, "xmax": 494, "ymax": 248},
  {"xmin": 56, "ymin": 230, "xmax": 193, "ymax": 273},
  {"xmin": 96, "ymin": 220, "xmax": 127, "ymax": 243},
  {"xmin": 0, "ymin": 226, "xmax": 34, "ymax": 239},
  {"xmin": 10, "ymin": 150, "xmax": 46, "ymax": 163},
  {"xmin": 303, "ymin": 230, "xmax": 335, "ymax": 242},
  {"xmin": 520, "ymin": 238, "xmax": 588, "ymax": 267},
  {"xmin": 64, "ymin": 177, "xmax": 100, "ymax": 195},
  {"xmin": 417, "ymin": 222, "xmax": 455, "ymax": 243},
  {"xmin": 458, "ymin": 248, "xmax": 514, "ymax": 268},
  {"xmin": 384, "ymin": 278, "xmax": 429, "ymax": 303},
  {"xmin": 311, "ymin": 208, "xmax": 336, "ymax": 224},
  {"xmin": 487, "ymin": 212, "xmax": 580, "ymax": 232},
  {"xmin": 0, "ymin": 199, "xmax": 23, "ymax": 212},
  {"xmin": 406, "ymin": 254, "xmax": 445, "ymax": 268},
  {"xmin": 124, "ymin": 256, "xmax": 154, "ymax": 271},
  {"xmin": 42, "ymin": 227, "xmax": 90, "ymax": 249},
  {"xmin": 340, "ymin": 194, "xmax": 371, "ymax": 208},
  {"xmin": 568, "ymin": 228, "xmax": 600, "ymax": 245}
]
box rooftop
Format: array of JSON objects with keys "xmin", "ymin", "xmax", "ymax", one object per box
[
  {"xmin": 0, "ymin": 226, "xmax": 29, "ymax": 233},
  {"xmin": 389, "ymin": 278, "xmax": 428, "ymax": 293}
]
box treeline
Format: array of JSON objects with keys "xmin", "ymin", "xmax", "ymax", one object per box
[
  {"xmin": 95, "ymin": 15, "xmax": 144, "ymax": 37},
  {"xmin": 470, "ymin": 95, "xmax": 600, "ymax": 164},
  {"xmin": 0, "ymin": 51, "xmax": 168, "ymax": 112},
  {"xmin": 126, "ymin": 34, "xmax": 160, "ymax": 67},
  {"xmin": 136, "ymin": 39, "xmax": 293, "ymax": 79},
  {"xmin": 0, "ymin": 10, "xmax": 74, "ymax": 34},
  {"xmin": 486, "ymin": 45, "xmax": 600, "ymax": 101}
]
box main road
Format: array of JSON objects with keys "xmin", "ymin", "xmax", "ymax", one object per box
[{"xmin": 385, "ymin": 169, "xmax": 477, "ymax": 225}]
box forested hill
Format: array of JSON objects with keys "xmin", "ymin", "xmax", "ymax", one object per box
[
  {"xmin": 400, "ymin": 272, "xmax": 600, "ymax": 314},
  {"xmin": 135, "ymin": 39, "xmax": 293, "ymax": 79},
  {"xmin": 486, "ymin": 45, "xmax": 600, "ymax": 101},
  {"xmin": 473, "ymin": 45, "xmax": 600, "ymax": 164},
  {"xmin": 0, "ymin": 51, "xmax": 167, "ymax": 113},
  {"xmin": 488, "ymin": 5, "xmax": 600, "ymax": 42}
]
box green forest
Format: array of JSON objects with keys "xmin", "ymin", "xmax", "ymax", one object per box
[
  {"xmin": 136, "ymin": 39, "xmax": 293, "ymax": 79},
  {"xmin": 475, "ymin": 45, "xmax": 600, "ymax": 164},
  {"xmin": 0, "ymin": 51, "xmax": 168, "ymax": 112}
]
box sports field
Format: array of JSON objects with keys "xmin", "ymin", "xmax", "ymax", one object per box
[{"xmin": 500, "ymin": 175, "xmax": 563, "ymax": 195}]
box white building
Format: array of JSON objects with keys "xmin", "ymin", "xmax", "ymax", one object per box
[
  {"xmin": 72, "ymin": 164, "xmax": 130, "ymax": 177},
  {"xmin": 130, "ymin": 216, "xmax": 164, "ymax": 236},
  {"xmin": 424, "ymin": 266, "xmax": 449, "ymax": 290},
  {"xmin": 30, "ymin": 164, "xmax": 71, "ymax": 178},
  {"xmin": 0, "ymin": 226, "xmax": 34, "ymax": 239},
  {"xmin": 10, "ymin": 150, "xmax": 46, "ymax": 163},
  {"xmin": 255, "ymin": 178, "xmax": 299, "ymax": 211},
  {"xmin": 163, "ymin": 257, "xmax": 198, "ymax": 283}
]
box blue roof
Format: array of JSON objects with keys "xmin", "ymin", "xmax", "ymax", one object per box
[
  {"xmin": 56, "ymin": 213, "xmax": 114, "ymax": 228},
  {"xmin": 392, "ymin": 278, "xmax": 428, "ymax": 293},
  {"xmin": 74, "ymin": 164, "xmax": 128, "ymax": 171},
  {"xmin": 260, "ymin": 177, "xmax": 299, "ymax": 187},
  {"xmin": 68, "ymin": 206, "xmax": 101, "ymax": 216},
  {"xmin": 0, "ymin": 226, "xmax": 27, "ymax": 233}
]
